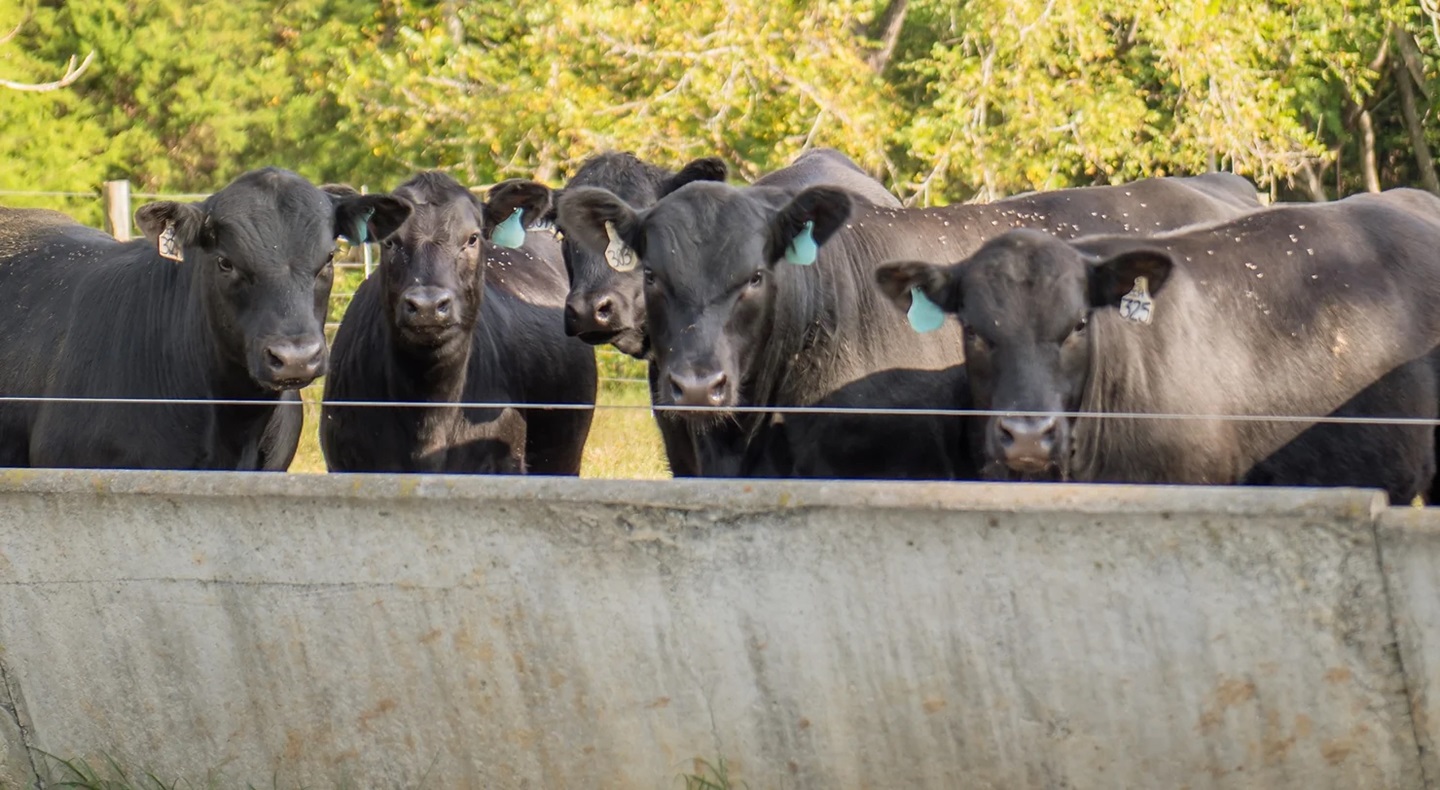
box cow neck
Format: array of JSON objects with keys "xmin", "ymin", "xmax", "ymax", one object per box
[
  {"xmin": 123, "ymin": 251, "xmax": 276, "ymax": 404},
  {"xmin": 386, "ymin": 325, "xmax": 473, "ymax": 404}
]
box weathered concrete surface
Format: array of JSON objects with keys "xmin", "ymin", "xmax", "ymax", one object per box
[
  {"xmin": 0, "ymin": 470, "xmax": 1423, "ymax": 789},
  {"xmin": 1379, "ymin": 506, "xmax": 1440, "ymax": 787}
]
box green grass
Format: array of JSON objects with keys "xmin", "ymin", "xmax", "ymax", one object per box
[{"xmin": 679, "ymin": 757, "xmax": 748, "ymax": 790}]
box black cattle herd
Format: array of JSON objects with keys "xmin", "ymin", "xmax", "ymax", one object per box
[{"xmin": 2, "ymin": 150, "xmax": 1439, "ymax": 502}]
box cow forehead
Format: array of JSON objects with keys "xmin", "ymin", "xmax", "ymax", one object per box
[
  {"xmin": 962, "ymin": 236, "xmax": 1089, "ymax": 326},
  {"xmin": 206, "ymin": 179, "xmax": 335, "ymax": 260},
  {"xmin": 643, "ymin": 189, "xmax": 770, "ymax": 277},
  {"xmin": 399, "ymin": 195, "xmax": 482, "ymax": 243}
]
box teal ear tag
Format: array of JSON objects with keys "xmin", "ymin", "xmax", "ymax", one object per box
[
  {"xmin": 785, "ymin": 220, "xmax": 817, "ymax": 265},
  {"xmin": 353, "ymin": 207, "xmax": 374, "ymax": 244},
  {"xmin": 907, "ymin": 287, "xmax": 945, "ymax": 333},
  {"xmin": 492, "ymin": 208, "xmax": 526, "ymax": 249}
]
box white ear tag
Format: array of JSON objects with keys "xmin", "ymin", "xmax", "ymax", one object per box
[
  {"xmin": 1119, "ymin": 276, "xmax": 1154, "ymax": 325},
  {"xmin": 158, "ymin": 220, "xmax": 183, "ymax": 263},
  {"xmin": 604, "ymin": 221, "xmax": 637, "ymax": 272}
]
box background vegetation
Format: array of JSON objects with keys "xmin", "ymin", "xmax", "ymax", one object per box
[
  {"xmin": 5, "ymin": 0, "xmax": 1440, "ymax": 210},
  {"xmin": 5, "ymin": 0, "xmax": 1440, "ymax": 475}
]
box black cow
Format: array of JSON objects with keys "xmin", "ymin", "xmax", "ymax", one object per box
[
  {"xmin": 554, "ymin": 148, "xmax": 906, "ymax": 476},
  {"xmin": 753, "ymin": 148, "xmax": 903, "ymax": 209},
  {"xmin": 557, "ymin": 173, "xmax": 1260, "ymax": 478},
  {"xmin": 0, "ymin": 167, "xmax": 406, "ymax": 470},
  {"xmin": 321, "ymin": 172, "xmax": 596, "ymax": 474},
  {"xmin": 552, "ymin": 152, "xmax": 728, "ymax": 357},
  {"xmin": 876, "ymin": 188, "xmax": 1440, "ymax": 502}
]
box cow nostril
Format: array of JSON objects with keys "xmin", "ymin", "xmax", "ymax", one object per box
[
  {"xmin": 403, "ymin": 297, "xmax": 421, "ymax": 316},
  {"xmin": 707, "ymin": 373, "xmax": 728, "ymax": 403},
  {"xmin": 434, "ymin": 295, "xmax": 452, "ymax": 316},
  {"xmin": 266, "ymin": 349, "xmax": 286, "ymax": 371},
  {"xmin": 669, "ymin": 376, "xmax": 685, "ymax": 403},
  {"xmin": 594, "ymin": 297, "xmax": 614, "ymax": 322},
  {"xmin": 997, "ymin": 421, "xmax": 1016, "ymax": 448}
]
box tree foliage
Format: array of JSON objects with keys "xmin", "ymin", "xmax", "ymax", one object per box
[{"xmin": 3, "ymin": 0, "xmax": 1440, "ymax": 214}]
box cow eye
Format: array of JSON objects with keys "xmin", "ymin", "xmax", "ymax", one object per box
[
  {"xmin": 216, "ymin": 257, "xmax": 234, "ymax": 274},
  {"xmin": 963, "ymin": 324, "xmax": 989, "ymax": 350},
  {"xmin": 1068, "ymin": 316, "xmax": 1088, "ymax": 340},
  {"xmin": 465, "ymin": 232, "xmax": 482, "ymax": 248},
  {"xmin": 643, "ymin": 267, "xmax": 656, "ymax": 287},
  {"xmin": 747, "ymin": 271, "xmax": 764, "ymax": 289},
  {"xmin": 382, "ymin": 237, "xmax": 398, "ymax": 251}
]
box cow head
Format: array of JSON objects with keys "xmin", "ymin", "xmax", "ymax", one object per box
[
  {"xmin": 876, "ymin": 229, "xmax": 1173, "ymax": 480},
  {"xmin": 371, "ymin": 172, "xmax": 551, "ymax": 352},
  {"xmin": 558, "ymin": 181, "xmax": 851, "ymax": 420},
  {"xmin": 550, "ymin": 154, "xmax": 727, "ymax": 358},
  {"xmin": 135, "ymin": 167, "xmax": 409, "ymax": 391}
]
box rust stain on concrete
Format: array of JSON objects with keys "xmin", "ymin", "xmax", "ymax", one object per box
[
  {"xmin": 358, "ymin": 698, "xmax": 397, "ymax": 732},
  {"xmin": 1197, "ymin": 677, "xmax": 1257, "ymax": 733}
]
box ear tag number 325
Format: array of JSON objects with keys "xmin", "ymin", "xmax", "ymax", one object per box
[{"xmin": 1119, "ymin": 276, "xmax": 1154, "ymax": 325}]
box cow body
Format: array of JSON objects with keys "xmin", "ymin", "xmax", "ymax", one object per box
[
  {"xmin": 878, "ymin": 188, "xmax": 1440, "ymax": 502},
  {"xmin": 0, "ymin": 168, "xmax": 405, "ymax": 469},
  {"xmin": 322, "ymin": 173, "xmax": 595, "ymax": 474},
  {"xmin": 560, "ymin": 172, "xmax": 1260, "ymax": 478},
  {"xmin": 753, "ymin": 147, "xmax": 903, "ymax": 209}
]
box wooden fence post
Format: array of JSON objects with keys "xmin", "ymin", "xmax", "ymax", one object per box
[{"xmin": 102, "ymin": 179, "xmax": 131, "ymax": 241}]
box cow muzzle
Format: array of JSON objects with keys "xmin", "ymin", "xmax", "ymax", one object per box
[
  {"xmin": 668, "ymin": 369, "xmax": 731, "ymax": 408},
  {"xmin": 993, "ymin": 415, "xmax": 1062, "ymax": 476},
  {"xmin": 259, "ymin": 336, "xmax": 327, "ymax": 390}
]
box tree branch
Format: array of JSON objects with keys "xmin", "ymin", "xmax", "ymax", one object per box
[
  {"xmin": 865, "ymin": 0, "xmax": 909, "ymax": 73},
  {"xmin": 0, "ymin": 50, "xmax": 95, "ymax": 92},
  {"xmin": 1392, "ymin": 26, "xmax": 1440, "ymax": 194}
]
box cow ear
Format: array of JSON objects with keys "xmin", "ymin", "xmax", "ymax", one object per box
[
  {"xmin": 555, "ymin": 187, "xmax": 644, "ymax": 262},
  {"xmin": 876, "ymin": 260, "xmax": 962, "ymax": 311},
  {"xmin": 1088, "ymin": 248, "xmax": 1173, "ymax": 308},
  {"xmin": 659, "ymin": 157, "xmax": 727, "ymax": 197},
  {"xmin": 329, "ymin": 191, "xmax": 412, "ymax": 244},
  {"xmin": 135, "ymin": 201, "xmax": 207, "ymax": 258},
  {"xmin": 484, "ymin": 179, "xmax": 551, "ymax": 248},
  {"xmin": 765, "ymin": 186, "xmax": 851, "ymax": 266},
  {"xmin": 542, "ymin": 188, "xmax": 563, "ymax": 225}
]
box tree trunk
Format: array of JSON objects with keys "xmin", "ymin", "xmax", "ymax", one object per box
[
  {"xmin": 1359, "ymin": 109, "xmax": 1381, "ymax": 192},
  {"xmin": 1393, "ymin": 27, "xmax": 1440, "ymax": 194},
  {"xmin": 1299, "ymin": 160, "xmax": 1329, "ymax": 202},
  {"xmin": 866, "ymin": 0, "xmax": 910, "ymax": 73}
]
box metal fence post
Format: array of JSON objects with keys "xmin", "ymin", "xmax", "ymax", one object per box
[{"xmin": 102, "ymin": 179, "xmax": 131, "ymax": 241}]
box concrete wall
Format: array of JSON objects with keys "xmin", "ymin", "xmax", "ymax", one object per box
[{"xmin": 0, "ymin": 470, "xmax": 1428, "ymax": 789}]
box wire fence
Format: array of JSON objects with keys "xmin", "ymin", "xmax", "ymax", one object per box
[{"xmin": 0, "ymin": 394, "xmax": 1434, "ymax": 430}]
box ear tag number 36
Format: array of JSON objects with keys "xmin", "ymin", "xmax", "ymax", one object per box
[{"xmin": 604, "ymin": 221, "xmax": 638, "ymax": 272}]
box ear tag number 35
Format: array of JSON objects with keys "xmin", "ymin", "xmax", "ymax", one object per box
[{"xmin": 158, "ymin": 220, "xmax": 183, "ymax": 263}]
